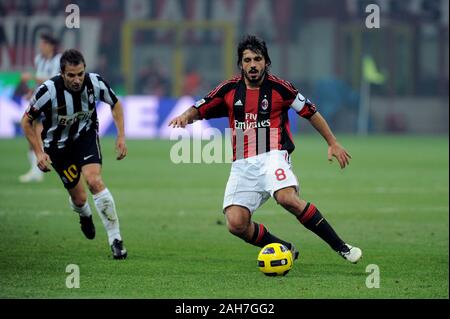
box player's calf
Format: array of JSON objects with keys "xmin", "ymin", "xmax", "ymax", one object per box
[
  {"xmin": 297, "ymin": 202, "xmax": 362, "ymax": 263},
  {"xmin": 274, "ymin": 187, "xmax": 306, "ymax": 216},
  {"xmin": 69, "ymin": 197, "xmax": 95, "ymax": 240}
]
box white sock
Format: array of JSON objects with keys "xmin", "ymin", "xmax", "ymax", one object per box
[
  {"xmin": 92, "ymin": 188, "xmax": 122, "ymax": 245},
  {"xmin": 69, "ymin": 197, "xmax": 92, "ymax": 217},
  {"xmin": 28, "ymin": 150, "xmax": 43, "ymax": 176}
]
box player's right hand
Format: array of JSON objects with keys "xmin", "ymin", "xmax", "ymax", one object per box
[
  {"xmin": 168, "ymin": 115, "xmax": 188, "ymax": 128},
  {"xmin": 36, "ymin": 152, "xmax": 52, "ymax": 172}
]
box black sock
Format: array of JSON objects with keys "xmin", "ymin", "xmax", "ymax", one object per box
[
  {"xmin": 245, "ymin": 222, "xmax": 292, "ymax": 249},
  {"xmin": 298, "ymin": 203, "xmax": 346, "ymax": 252}
]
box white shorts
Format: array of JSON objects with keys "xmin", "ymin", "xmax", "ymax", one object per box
[{"xmin": 223, "ymin": 150, "xmax": 299, "ymax": 214}]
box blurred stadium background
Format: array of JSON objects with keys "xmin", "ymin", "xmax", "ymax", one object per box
[
  {"xmin": 0, "ymin": 0, "xmax": 448, "ymax": 300},
  {"xmin": 0, "ymin": 0, "xmax": 448, "ymax": 136}
]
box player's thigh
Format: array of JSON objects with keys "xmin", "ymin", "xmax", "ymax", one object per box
[
  {"xmin": 263, "ymin": 151, "xmax": 299, "ymax": 197},
  {"xmin": 46, "ymin": 148, "xmax": 82, "ymax": 190},
  {"xmin": 74, "ymin": 130, "xmax": 103, "ymax": 167},
  {"xmin": 73, "ymin": 131, "xmax": 103, "ymax": 187},
  {"xmin": 223, "ymin": 161, "xmax": 264, "ymax": 213},
  {"xmin": 223, "ymin": 191, "xmax": 269, "ymax": 215}
]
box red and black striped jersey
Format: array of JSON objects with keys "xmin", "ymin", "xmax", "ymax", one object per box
[{"xmin": 193, "ymin": 73, "xmax": 317, "ymax": 160}]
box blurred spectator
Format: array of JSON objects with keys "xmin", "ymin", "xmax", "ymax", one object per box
[
  {"xmin": 137, "ymin": 58, "xmax": 171, "ymax": 97},
  {"xmin": 92, "ymin": 53, "xmax": 122, "ymax": 92},
  {"xmin": 182, "ymin": 63, "xmax": 203, "ymax": 97},
  {"xmin": 18, "ymin": 33, "xmax": 61, "ymax": 183},
  {"xmin": 99, "ymin": 0, "xmax": 123, "ymax": 15},
  {"xmin": 312, "ymin": 77, "xmax": 359, "ymax": 128}
]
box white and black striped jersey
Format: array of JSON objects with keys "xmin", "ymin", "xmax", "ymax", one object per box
[
  {"xmin": 34, "ymin": 53, "xmax": 61, "ymax": 81},
  {"xmin": 26, "ymin": 73, "xmax": 118, "ymax": 149}
]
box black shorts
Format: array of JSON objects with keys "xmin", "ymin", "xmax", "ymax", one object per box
[{"xmin": 45, "ymin": 130, "xmax": 102, "ymax": 189}]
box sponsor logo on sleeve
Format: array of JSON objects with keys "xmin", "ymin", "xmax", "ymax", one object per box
[{"xmin": 194, "ymin": 99, "xmax": 206, "ymax": 108}]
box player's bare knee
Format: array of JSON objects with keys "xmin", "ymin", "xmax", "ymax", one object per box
[
  {"xmin": 70, "ymin": 193, "xmax": 87, "ymax": 207},
  {"xmin": 225, "ymin": 216, "xmax": 248, "ymax": 237},
  {"xmin": 225, "ymin": 207, "xmax": 251, "ymax": 235},
  {"xmin": 85, "ymin": 175, "xmax": 104, "ymax": 193}
]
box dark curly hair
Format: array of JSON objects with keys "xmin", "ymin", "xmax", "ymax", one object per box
[{"xmin": 237, "ymin": 34, "xmax": 271, "ymax": 68}]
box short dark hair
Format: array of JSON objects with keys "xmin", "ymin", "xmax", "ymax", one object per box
[
  {"xmin": 237, "ymin": 35, "xmax": 271, "ymax": 68},
  {"xmin": 40, "ymin": 33, "xmax": 58, "ymax": 47},
  {"xmin": 60, "ymin": 49, "xmax": 86, "ymax": 72}
]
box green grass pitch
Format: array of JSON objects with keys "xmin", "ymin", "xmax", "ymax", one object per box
[{"xmin": 0, "ymin": 135, "xmax": 448, "ymax": 298}]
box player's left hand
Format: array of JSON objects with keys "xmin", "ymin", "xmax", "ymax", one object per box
[
  {"xmin": 328, "ymin": 143, "xmax": 351, "ymax": 169},
  {"xmin": 115, "ymin": 136, "xmax": 127, "ymax": 160}
]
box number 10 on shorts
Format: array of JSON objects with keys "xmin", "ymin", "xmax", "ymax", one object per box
[{"xmin": 63, "ymin": 164, "xmax": 78, "ymax": 182}]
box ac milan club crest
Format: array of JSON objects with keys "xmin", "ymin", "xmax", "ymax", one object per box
[{"xmin": 261, "ymin": 98, "xmax": 269, "ymax": 110}]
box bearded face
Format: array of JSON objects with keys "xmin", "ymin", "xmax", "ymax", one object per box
[{"xmin": 241, "ymin": 49, "xmax": 267, "ymax": 87}]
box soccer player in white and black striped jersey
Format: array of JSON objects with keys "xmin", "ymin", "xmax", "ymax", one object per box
[
  {"xmin": 19, "ymin": 33, "xmax": 62, "ymax": 183},
  {"xmin": 21, "ymin": 49, "xmax": 128, "ymax": 259}
]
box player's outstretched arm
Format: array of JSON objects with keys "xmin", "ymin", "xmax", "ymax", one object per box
[
  {"xmin": 20, "ymin": 114, "xmax": 52, "ymax": 172},
  {"xmin": 308, "ymin": 112, "xmax": 352, "ymax": 169},
  {"xmin": 111, "ymin": 100, "xmax": 127, "ymax": 160},
  {"xmin": 168, "ymin": 107, "xmax": 200, "ymax": 128}
]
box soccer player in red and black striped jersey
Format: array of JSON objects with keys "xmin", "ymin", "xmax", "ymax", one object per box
[{"xmin": 169, "ymin": 35, "xmax": 362, "ymax": 263}]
